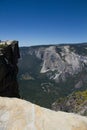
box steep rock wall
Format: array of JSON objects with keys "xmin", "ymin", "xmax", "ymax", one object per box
[{"xmin": 0, "ymin": 40, "xmax": 20, "ymax": 97}]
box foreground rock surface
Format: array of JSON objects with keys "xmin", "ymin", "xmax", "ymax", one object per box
[{"xmin": 0, "ymin": 97, "xmax": 87, "ymax": 130}]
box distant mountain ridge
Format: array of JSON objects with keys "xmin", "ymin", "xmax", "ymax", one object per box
[{"xmin": 18, "ymin": 43, "xmax": 87, "ymax": 114}]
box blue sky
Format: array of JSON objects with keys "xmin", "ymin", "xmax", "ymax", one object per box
[{"xmin": 0, "ymin": 0, "xmax": 87, "ymax": 46}]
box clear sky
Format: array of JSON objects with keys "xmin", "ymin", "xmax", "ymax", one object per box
[{"xmin": 0, "ymin": 0, "xmax": 87, "ymax": 46}]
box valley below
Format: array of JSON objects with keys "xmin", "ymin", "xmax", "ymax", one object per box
[{"xmin": 18, "ymin": 43, "xmax": 87, "ymax": 116}]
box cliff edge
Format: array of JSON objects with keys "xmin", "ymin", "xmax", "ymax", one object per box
[
  {"xmin": 0, "ymin": 96, "xmax": 87, "ymax": 130},
  {"xmin": 0, "ymin": 40, "xmax": 20, "ymax": 97}
]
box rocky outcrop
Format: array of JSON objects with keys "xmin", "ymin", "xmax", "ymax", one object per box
[
  {"xmin": 0, "ymin": 40, "xmax": 20, "ymax": 97},
  {"xmin": 40, "ymin": 45, "xmax": 87, "ymax": 81},
  {"xmin": 0, "ymin": 96, "xmax": 87, "ymax": 130}
]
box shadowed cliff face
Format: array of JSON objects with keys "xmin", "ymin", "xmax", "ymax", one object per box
[{"xmin": 0, "ymin": 40, "xmax": 20, "ymax": 97}]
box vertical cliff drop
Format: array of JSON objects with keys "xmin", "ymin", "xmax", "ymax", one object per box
[{"xmin": 0, "ymin": 40, "xmax": 20, "ymax": 97}]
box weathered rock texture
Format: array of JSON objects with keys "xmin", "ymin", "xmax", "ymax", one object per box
[
  {"xmin": 0, "ymin": 97, "xmax": 87, "ymax": 130},
  {"xmin": 0, "ymin": 40, "xmax": 20, "ymax": 97}
]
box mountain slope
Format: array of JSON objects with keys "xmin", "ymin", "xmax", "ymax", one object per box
[
  {"xmin": 52, "ymin": 90, "xmax": 87, "ymax": 116},
  {"xmin": 18, "ymin": 43, "xmax": 87, "ymax": 111}
]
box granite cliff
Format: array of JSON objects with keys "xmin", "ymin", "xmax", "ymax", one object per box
[
  {"xmin": 0, "ymin": 96, "xmax": 87, "ymax": 130},
  {"xmin": 0, "ymin": 40, "xmax": 20, "ymax": 97},
  {"xmin": 19, "ymin": 44, "xmax": 87, "ymax": 82}
]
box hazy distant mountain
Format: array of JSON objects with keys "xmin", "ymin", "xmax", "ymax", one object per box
[{"xmin": 18, "ymin": 43, "xmax": 87, "ymax": 115}]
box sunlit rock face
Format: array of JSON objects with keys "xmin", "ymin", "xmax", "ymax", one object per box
[
  {"xmin": 40, "ymin": 45, "xmax": 87, "ymax": 81},
  {"xmin": 0, "ymin": 40, "xmax": 20, "ymax": 97},
  {"xmin": 0, "ymin": 97, "xmax": 87, "ymax": 130}
]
